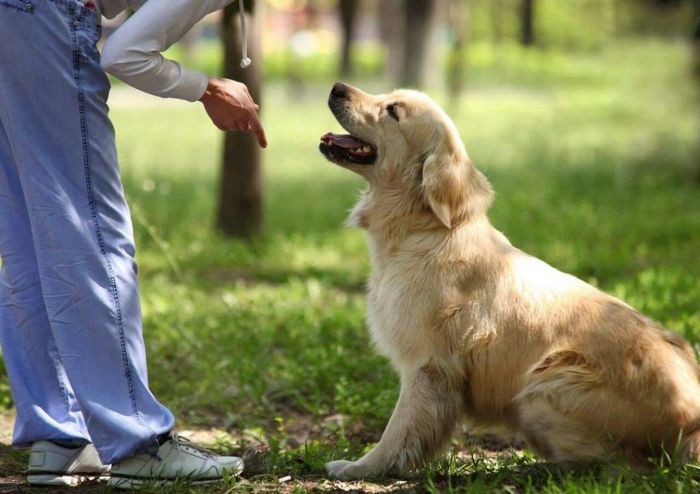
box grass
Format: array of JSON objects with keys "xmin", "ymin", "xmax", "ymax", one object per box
[{"xmin": 1, "ymin": 37, "xmax": 700, "ymax": 492}]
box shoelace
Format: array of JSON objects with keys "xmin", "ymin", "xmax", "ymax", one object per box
[{"xmin": 169, "ymin": 433, "xmax": 218, "ymax": 459}]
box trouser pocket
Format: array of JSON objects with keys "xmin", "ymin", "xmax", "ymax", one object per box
[
  {"xmin": 74, "ymin": 20, "xmax": 102, "ymax": 64},
  {"xmin": 59, "ymin": 0, "xmax": 101, "ymax": 64},
  {"xmin": 0, "ymin": 0, "xmax": 34, "ymax": 13}
]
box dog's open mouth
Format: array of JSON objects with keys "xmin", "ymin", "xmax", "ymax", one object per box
[{"xmin": 319, "ymin": 132, "xmax": 377, "ymax": 165}]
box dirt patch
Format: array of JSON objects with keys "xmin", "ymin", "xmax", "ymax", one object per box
[{"xmin": 0, "ymin": 412, "xmax": 526, "ymax": 493}]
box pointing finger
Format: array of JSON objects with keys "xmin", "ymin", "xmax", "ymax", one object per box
[{"xmin": 248, "ymin": 112, "xmax": 267, "ymax": 148}]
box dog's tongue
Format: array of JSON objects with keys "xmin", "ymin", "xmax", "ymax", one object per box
[{"xmin": 321, "ymin": 132, "xmax": 367, "ymax": 149}]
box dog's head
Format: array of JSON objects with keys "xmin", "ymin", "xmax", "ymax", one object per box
[{"xmin": 320, "ymin": 82, "xmax": 493, "ymax": 230}]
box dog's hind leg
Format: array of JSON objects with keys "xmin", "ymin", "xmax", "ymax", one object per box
[
  {"xmin": 513, "ymin": 354, "xmax": 614, "ymax": 465},
  {"xmin": 326, "ymin": 364, "xmax": 463, "ymax": 480},
  {"xmin": 516, "ymin": 392, "xmax": 610, "ymax": 464},
  {"xmin": 680, "ymin": 428, "xmax": 700, "ymax": 463}
]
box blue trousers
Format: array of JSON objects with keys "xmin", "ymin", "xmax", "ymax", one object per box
[{"xmin": 0, "ymin": 0, "xmax": 174, "ymax": 463}]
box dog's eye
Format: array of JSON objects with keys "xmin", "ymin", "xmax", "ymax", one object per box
[{"xmin": 386, "ymin": 103, "xmax": 400, "ymax": 121}]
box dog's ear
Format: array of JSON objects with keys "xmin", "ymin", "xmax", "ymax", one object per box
[
  {"xmin": 422, "ymin": 135, "xmax": 493, "ymax": 229},
  {"xmin": 422, "ymin": 157, "xmax": 464, "ymax": 229}
]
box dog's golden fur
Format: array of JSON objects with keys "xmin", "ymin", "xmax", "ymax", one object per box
[{"xmin": 321, "ymin": 83, "xmax": 700, "ymax": 480}]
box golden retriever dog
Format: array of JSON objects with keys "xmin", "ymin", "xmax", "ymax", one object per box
[{"xmin": 318, "ymin": 82, "xmax": 700, "ymax": 480}]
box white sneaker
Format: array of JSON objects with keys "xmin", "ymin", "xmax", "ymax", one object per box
[
  {"xmin": 27, "ymin": 441, "xmax": 110, "ymax": 487},
  {"xmin": 108, "ymin": 433, "xmax": 244, "ymax": 489}
]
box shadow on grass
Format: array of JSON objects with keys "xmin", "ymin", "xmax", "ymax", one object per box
[
  {"xmin": 196, "ymin": 265, "xmax": 366, "ymax": 293},
  {"xmin": 123, "ymin": 171, "xmax": 362, "ymax": 238},
  {"xmin": 123, "ymin": 150, "xmax": 700, "ymax": 244},
  {"xmin": 0, "ymin": 441, "xmax": 25, "ymax": 479}
]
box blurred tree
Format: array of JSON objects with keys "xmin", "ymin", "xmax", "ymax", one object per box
[
  {"xmin": 338, "ymin": 0, "xmax": 359, "ymax": 77},
  {"xmin": 402, "ymin": 0, "xmax": 441, "ymax": 87},
  {"xmin": 286, "ymin": 1, "xmax": 319, "ymax": 97},
  {"xmin": 217, "ymin": 0, "xmax": 263, "ymax": 237},
  {"xmin": 381, "ymin": 0, "xmax": 442, "ymax": 88},
  {"xmin": 694, "ymin": 0, "xmax": 700, "ymax": 182},
  {"xmin": 379, "ymin": 0, "xmax": 404, "ymax": 83},
  {"xmin": 447, "ymin": 0, "xmax": 470, "ymax": 100},
  {"xmin": 490, "ymin": 0, "xmax": 505, "ymax": 44},
  {"xmin": 694, "ymin": 0, "xmax": 700, "ymax": 77},
  {"xmin": 521, "ymin": 0, "xmax": 535, "ymax": 45}
]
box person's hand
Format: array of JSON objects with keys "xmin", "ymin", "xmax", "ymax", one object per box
[{"xmin": 199, "ymin": 76, "xmax": 267, "ymax": 148}]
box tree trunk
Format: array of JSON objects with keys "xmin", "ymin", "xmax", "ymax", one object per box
[
  {"xmin": 694, "ymin": 0, "xmax": 700, "ymax": 78},
  {"xmin": 217, "ymin": 0, "xmax": 263, "ymax": 238},
  {"xmin": 447, "ymin": 0, "xmax": 470, "ymax": 101},
  {"xmin": 338, "ymin": 0, "xmax": 359, "ymax": 77},
  {"xmin": 693, "ymin": 0, "xmax": 700, "ymax": 182},
  {"xmin": 521, "ymin": 0, "xmax": 535, "ymax": 46},
  {"xmin": 401, "ymin": 0, "xmax": 440, "ymax": 88},
  {"xmin": 490, "ymin": 0, "xmax": 504, "ymax": 44},
  {"xmin": 381, "ymin": 0, "xmax": 405, "ymax": 84}
]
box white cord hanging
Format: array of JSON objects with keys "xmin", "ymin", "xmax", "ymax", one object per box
[{"xmin": 238, "ymin": 0, "xmax": 252, "ymax": 68}]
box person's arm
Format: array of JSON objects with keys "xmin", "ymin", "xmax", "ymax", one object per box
[{"xmin": 101, "ymin": 0, "xmax": 266, "ymax": 147}]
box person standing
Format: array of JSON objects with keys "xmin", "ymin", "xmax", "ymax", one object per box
[{"xmin": 0, "ymin": 0, "xmax": 265, "ymax": 488}]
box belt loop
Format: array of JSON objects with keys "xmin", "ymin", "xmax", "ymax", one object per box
[{"xmin": 68, "ymin": 1, "xmax": 83, "ymax": 23}]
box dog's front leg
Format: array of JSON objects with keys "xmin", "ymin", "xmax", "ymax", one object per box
[{"xmin": 326, "ymin": 364, "xmax": 461, "ymax": 480}]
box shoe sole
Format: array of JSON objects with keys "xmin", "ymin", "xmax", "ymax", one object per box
[
  {"xmin": 27, "ymin": 473, "xmax": 109, "ymax": 486},
  {"xmin": 108, "ymin": 464, "xmax": 244, "ymax": 490},
  {"xmin": 108, "ymin": 476, "xmax": 232, "ymax": 489}
]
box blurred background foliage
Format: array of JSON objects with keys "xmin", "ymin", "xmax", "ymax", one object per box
[{"xmin": 155, "ymin": 0, "xmax": 698, "ymax": 80}]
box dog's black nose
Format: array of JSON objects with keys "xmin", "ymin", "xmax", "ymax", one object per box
[{"xmin": 331, "ymin": 82, "xmax": 350, "ymax": 100}]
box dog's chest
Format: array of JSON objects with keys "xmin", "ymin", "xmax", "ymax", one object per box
[{"xmin": 365, "ymin": 263, "xmax": 441, "ymax": 365}]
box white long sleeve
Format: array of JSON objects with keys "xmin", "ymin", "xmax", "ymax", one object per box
[{"xmin": 100, "ymin": 0, "xmax": 234, "ymax": 102}]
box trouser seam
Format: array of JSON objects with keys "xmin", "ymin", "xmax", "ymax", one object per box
[
  {"xmin": 68, "ymin": 5, "xmax": 158, "ymax": 452},
  {"xmin": 49, "ymin": 349, "xmax": 72, "ymax": 422}
]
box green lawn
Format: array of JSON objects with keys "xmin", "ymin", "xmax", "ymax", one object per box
[{"xmin": 2, "ymin": 38, "xmax": 700, "ymax": 492}]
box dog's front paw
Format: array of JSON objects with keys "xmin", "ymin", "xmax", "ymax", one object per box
[{"xmin": 326, "ymin": 459, "xmax": 366, "ymax": 480}]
